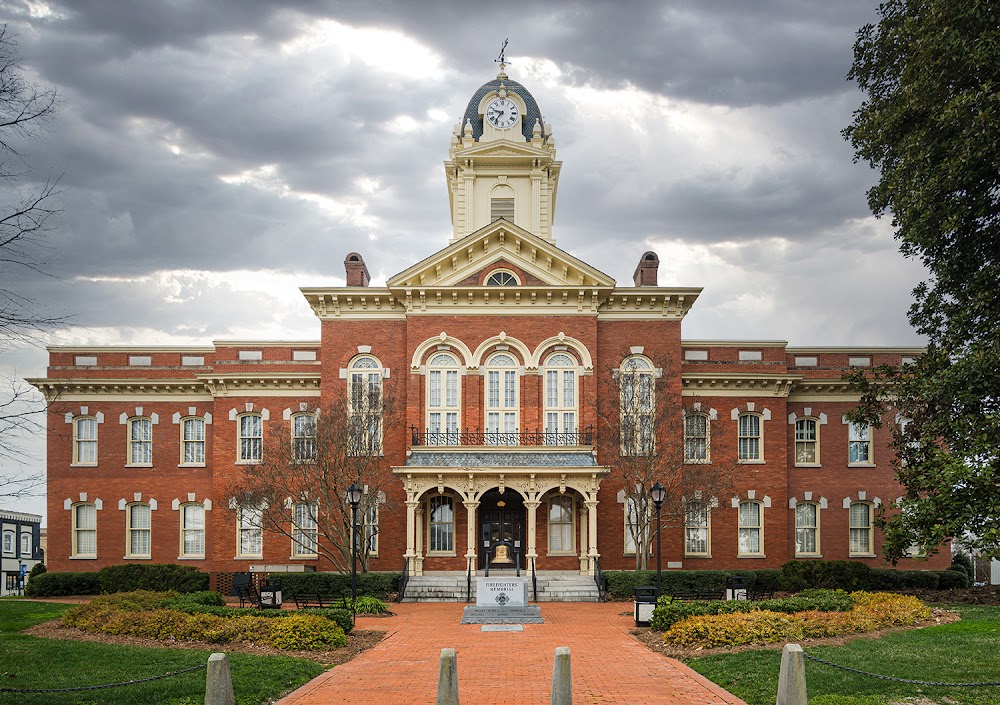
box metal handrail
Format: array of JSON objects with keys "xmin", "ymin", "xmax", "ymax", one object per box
[
  {"xmin": 410, "ymin": 425, "xmax": 594, "ymax": 447},
  {"xmin": 397, "ymin": 558, "xmax": 409, "ymax": 603},
  {"xmin": 531, "ymin": 557, "xmax": 537, "ymax": 603},
  {"xmin": 594, "ymin": 557, "xmax": 606, "ymax": 603},
  {"xmin": 466, "ymin": 558, "xmax": 473, "ymax": 603}
]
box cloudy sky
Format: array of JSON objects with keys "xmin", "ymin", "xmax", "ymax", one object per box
[{"xmin": 1, "ymin": 0, "xmax": 925, "ymax": 520}]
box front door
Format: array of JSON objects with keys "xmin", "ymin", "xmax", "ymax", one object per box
[{"xmin": 478, "ymin": 490, "xmax": 525, "ymax": 570}]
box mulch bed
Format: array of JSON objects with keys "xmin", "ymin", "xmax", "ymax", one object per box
[{"xmin": 23, "ymin": 619, "xmax": 386, "ymax": 667}]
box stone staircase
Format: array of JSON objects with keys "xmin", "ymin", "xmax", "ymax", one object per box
[{"xmin": 400, "ymin": 570, "xmax": 600, "ymax": 602}]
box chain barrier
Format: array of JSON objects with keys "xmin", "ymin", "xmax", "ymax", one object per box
[
  {"xmin": 804, "ymin": 653, "xmax": 1000, "ymax": 688},
  {"xmin": 0, "ymin": 662, "xmax": 206, "ymax": 694}
]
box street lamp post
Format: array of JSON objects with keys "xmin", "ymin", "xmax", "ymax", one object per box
[
  {"xmin": 650, "ymin": 482, "xmax": 666, "ymax": 598},
  {"xmin": 347, "ymin": 483, "xmax": 363, "ymax": 609}
]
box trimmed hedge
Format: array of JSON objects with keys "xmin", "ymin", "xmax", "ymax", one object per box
[
  {"xmin": 779, "ymin": 560, "xmax": 967, "ymax": 591},
  {"xmin": 24, "ymin": 571, "xmax": 100, "ymax": 597},
  {"xmin": 603, "ymin": 569, "xmax": 781, "ymax": 600},
  {"xmin": 98, "ymin": 563, "xmax": 208, "ymax": 593},
  {"xmin": 269, "ymin": 571, "xmax": 401, "ymax": 600},
  {"xmin": 650, "ymin": 589, "xmax": 854, "ymax": 631}
]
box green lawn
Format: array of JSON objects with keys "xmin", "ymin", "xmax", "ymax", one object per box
[
  {"xmin": 0, "ymin": 600, "xmax": 324, "ymax": 705},
  {"xmin": 686, "ymin": 604, "xmax": 1000, "ymax": 705}
]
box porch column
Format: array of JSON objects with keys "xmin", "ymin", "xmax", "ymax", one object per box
[
  {"xmin": 524, "ymin": 500, "xmax": 540, "ymax": 567},
  {"xmin": 578, "ymin": 504, "xmax": 589, "ymax": 574},
  {"xmin": 463, "ymin": 500, "xmax": 479, "ymax": 572},
  {"xmin": 586, "ymin": 498, "xmax": 600, "ymax": 576},
  {"xmin": 404, "ymin": 499, "xmax": 418, "ymax": 576},
  {"xmin": 414, "ymin": 504, "xmax": 425, "ymax": 576}
]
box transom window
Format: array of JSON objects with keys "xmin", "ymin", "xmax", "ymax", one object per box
[
  {"xmin": 548, "ymin": 495, "xmax": 575, "ymax": 553},
  {"xmin": 127, "ymin": 503, "xmax": 151, "ymax": 558},
  {"xmin": 738, "ymin": 414, "xmax": 762, "ymax": 462},
  {"xmin": 349, "ymin": 355, "xmax": 383, "ymax": 454},
  {"xmin": 620, "ymin": 356, "xmax": 654, "ymax": 456},
  {"xmin": 485, "ymin": 353, "xmax": 519, "ymax": 445},
  {"xmin": 485, "ymin": 270, "xmax": 519, "ymax": 286},
  {"xmin": 73, "ymin": 417, "xmax": 98, "ymax": 465},
  {"xmin": 849, "ymin": 422, "xmax": 871, "ymax": 464},
  {"xmin": 292, "ymin": 413, "xmax": 317, "ymax": 461},
  {"xmin": 238, "ymin": 414, "xmax": 263, "ymax": 463},
  {"xmin": 684, "ymin": 414, "xmax": 709, "ymax": 462},
  {"xmin": 795, "ymin": 502, "xmax": 820, "ymax": 555},
  {"xmin": 849, "ymin": 502, "xmax": 874, "ymax": 555},
  {"xmin": 794, "ymin": 418, "xmax": 818, "ymax": 465},
  {"xmin": 180, "ymin": 503, "xmax": 205, "ymax": 558},
  {"xmin": 428, "ymin": 495, "xmax": 455, "ymax": 553},
  {"xmin": 128, "ymin": 417, "xmax": 152, "ymax": 465},
  {"xmin": 181, "ymin": 417, "xmax": 205, "ymax": 465},
  {"xmin": 685, "ymin": 501, "xmax": 710, "ymax": 556},
  {"xmin": 73, "ymin": 503, "xmax": 97, "ymax": 558},
  {"xmin": 427, "ymin": 353, "xmax": 461, "ymax": 445},
  {"xmin": 738, "ymin": 500, "xmax": 763, "ymax": 555},
  {"xmin": 543, "ymin": 353, "xmax": 577, "ymax": 445}
]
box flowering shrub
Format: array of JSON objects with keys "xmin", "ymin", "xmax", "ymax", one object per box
[{"xmin": 662, "ymin": 591, "xmax": 930, "ymax": 647}]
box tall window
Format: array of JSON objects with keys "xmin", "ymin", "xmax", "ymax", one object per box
[
  {"xmin": 624, "ymin": 495, "xmax": 647, "ymax": 554},
  {"xmin": 684, "ymin": 501, "xmax": 710, "ymax": 556},
  {"xmin": 795, "ymin": 503, "xmax": 819, "ymax": 555},
  {"xmin": 738, "ymin": 500, "xmax": 763, "ymax": 555},
  {"xmin": 292, "ymin": 413, "xmax": 317, "ymax": 461},
  {"xmin": 2, "ymin": 531, "xmax": 12, "ymax": 553},
  {"xmin": 849, "ymin": 502, "xmax": 873, "ymax": 555},
  {"xmin": 72, "ymin": 502, "xmax": 97, "ymax": 558},
  {"xmin": 73, "ymin": 417, "xmax": 97, "ymax": 465},
  {"xmin": 181, "ymin": 417, "xmax": 205, "ymax": 465},
  {"xmin": 490, "ymin": 184, "xmax": 515, "ymax": 221},
  {"xmin": 349, "ymin": 355, "xmax": 383, "ymax": 454},
  {"xmin": 428, "ymin": 495, "xmax": 454, "ymax": 553},
  {"xmin": 794, "ymin": 418, "xmax": 818, "ymax": 465},
  {"xmin": 544, "ymin": 353, "xmax": 577, "ymax": 445},
  {"xmin": 292, "ymin": 503, "xmax": 318, "ymax": 556},
  {"xmin": 180, "ymin": 503, "xmax": 205, "ymax": 558},
  {"xmin": 738, "ymin": 414, "xmax": 762, "ymax": 461},
  {"xmin": 365, "ymin": 502, "xmax": 379, "ymax": 555},
  {"xmin": 684, "ymin": 414, "xmax": 709, "ymax": 462},
  {"xmin": 548, "ymin": 496, "xmax": 574, "ymax": 553},
  {"xmin": 849, "ymin": 422, "xmax": 871, "ymax": 464},
  {"xmin": 20, "ymin": 532, "xmax": 31, "ymax": 556},
  {"xmin": 238, "ymin": 414, "xmax": 262, "ymax": 463},
  {"xmin": 127, "ymin": 503, "xmax": 151, "ymax": 558},
  {"xmin": 620, "ymin": 356, "xmax": 654, "ymax": 455},
  {"xmin": 485, "ymin": 353, "xmax": 519, "ymax": 445},
  {"xmin": 427, "ymin": 353, "xmax": 461, "ymax": 445},
  {"xmin": 238, "ymin": 504, "xmax": 263, "ymax": 557},
  {"xmin": 128, "ymin": 417, "xmax": 152, "ymax": 465}
]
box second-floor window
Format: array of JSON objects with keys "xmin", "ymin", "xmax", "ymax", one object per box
[
  {"xmin": 238, "ymin": 414, "xmax": 262, "ymax": 463},
  {"xmin": 349, "ymin": 355, "xmax": 383, "ymax": 454},
  {"xmin": 684, "ymin": 414, "xmax": 709, "ymax": 462},
  {"xmin": 74, "ymin": 417, "xmax": 98, "ymax": 465},
  {"xmin": 620, "ymin": 356, "xmax": 654, "ymax": 455},
  {"xmin": 292, "ymin": 413, "xmax": 317, "ymax": 461},
  {"xmin": 738, "ymin": 414, "xmax": 762, "ymax": 462},
  {"xmin": 427, "ymin": 353, "xmax": 461, "ymax": 445},
  {"xmin": 544, "ymin": 353, "xmax": 577, "ymax": 445},
  {"xmin": 181, "ymin": 417, "xmax": 205, "ymax": 465},
  {"xmin": 849, "ymin": 422, "xmax": 871, "ymax": 464},
  {"xmin": 795, "ymin": 418, "xmax": 818, "ymax": 465},
  {"xmin": 128, "ymin": 417, "xmax": 152, "ymax": 465},
  {"xmin": 485, "ymin": 353, "xmax": 519, "ymax": 445}
]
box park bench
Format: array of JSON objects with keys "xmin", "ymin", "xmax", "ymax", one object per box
[
  {"xmin": 665, "ymin": 590, "xmax": 726, "ymax": 603},
  {"xmin": 235, "ymin": 582, "xmax": 262, "ymax": 609},
  {"xmin": 291, "ymin": 590, "xmax": 354, "ymax": 610},
  {"xmin": 749, "ymin": 586, "xmax": 776, "ymax": 601}
]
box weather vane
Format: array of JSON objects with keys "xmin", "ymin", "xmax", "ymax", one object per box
[{"xmin": 495, "ymin": 38, "xmax": 510, "ymax": 73}]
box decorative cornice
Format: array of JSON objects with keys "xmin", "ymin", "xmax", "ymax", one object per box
[
  {"xmin": 682, "ymin": 373, "xmax": 801, "ymax": 397},
  {"xmin": 299, "ymin": 288, "xmax": 406, "ymax": 320},
  {"xmin": 598, "ymin": 288, "xmax": 702, "ymax": 320},
  {"xmin": 195, "ymin": 373, "xmax": 321, "ymax": 397},
  {"xmin": 27, "ymin": 378, "xmax": 212, "ymax": 402}
]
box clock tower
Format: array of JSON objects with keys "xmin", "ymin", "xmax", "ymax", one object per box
[{"xmin": 444, "ymin": 64, "xmax": 561, "ymax": 243}]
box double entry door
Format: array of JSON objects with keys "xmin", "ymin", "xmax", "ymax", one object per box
[{"xmin": 478, "ymin": 490, "xmax": 525, "ymax": 570}]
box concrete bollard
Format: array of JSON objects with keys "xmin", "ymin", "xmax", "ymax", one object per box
[
  {"xmin": 437, "ymin": 648, "xmax": 460, "ymax": 705},
  {"xmin": 205, "ymin": 652, "xmax": 235, "ymax": 705},
  {"xmin": 551, "ymin": 646, "xmax": 572, "ymax": 705},
  {"xmin": 776, "ymin": 644, "xmax": 807, "ymax": 705}
]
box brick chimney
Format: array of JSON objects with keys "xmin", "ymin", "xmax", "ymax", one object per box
[
  {"xmin": 345, "ymin": 252, "xmax": 370, "ymax": 287},
  {"xmin": 633, "ymin": 251, "xmax": 659, "ymax": 287}
]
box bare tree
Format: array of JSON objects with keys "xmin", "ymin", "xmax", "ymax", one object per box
[
  {"xmin": 225, "ymin": 390, "xmax": 397, "ymax": 574},
  {"xmin": 0, "ymin": 26, "xmax": 60, "ymax": 499},
  {"xmin": 596, "ymin": 352, "xmax": 736, "ymax": 570}
]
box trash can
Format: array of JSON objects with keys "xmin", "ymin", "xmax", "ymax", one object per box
[
  {"xmin": 260, "ymin": 578, "xmax": 282, "ymax": 609},
  {"xmin": 726, "ymin": 575, "xmax": 749, "ymax": 601},
  {"xmin": 634, "ymin": 586, "xmax": 658, "ymax": 626}
]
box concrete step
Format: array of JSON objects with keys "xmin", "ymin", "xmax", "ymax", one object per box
[{"xmin": 401, "ymin": 572, "xmax": 600, "ymax": 602}]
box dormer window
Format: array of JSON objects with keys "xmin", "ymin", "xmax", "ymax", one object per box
[{"xmin": 485, "ymin": 270, "xmax": 519, "ymax": 286}]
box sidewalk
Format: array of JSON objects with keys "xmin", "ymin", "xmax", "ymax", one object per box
[{"xmin": 276, "ymin": 602, "xmax": 747, "ymax": 705}]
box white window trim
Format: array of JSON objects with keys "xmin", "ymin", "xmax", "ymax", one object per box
[
  {"xmin": 291, "ymin": 502, "xmax": 319, "ymax": 558},
  {"xmin": 623, "ymin": 495, "xmax": 649, "ymax": 556},
  {"xmin": 1, "ymin": 531, "xmax": 13, "ymax": 554},
  {"xmin": 72, "ymin": 416, "xmax": 99, "ymax": 466},
  {"xmin": 126, "ymin": 417, "xmax": 154, "ymax": 467},
  {"xmin": 683, "ymin": 412, "xmax": 711, "ymax": 464},
  {"xmin": 425, "ymin": 352, "xmax": 462, "ymax": 445},
  {"xmin": 542, "ymin": 352, "xmax": 578, "ymax": 446},
  {"xmin": 683, "ymin": 500, "xmax": 712, "ymax": 558},
  {"xmin": 849, "ymin": 501, "xmax": 876, "ymax": 557},
  {"xmin": 236, "ymin": 412, "xmax": 263, "ymax": 465},
  {"xmin": 348, "ymin": 355, "xmax": 385, "ymax": 456},
  {"xmin": 71, "ymin": 502, "xmax": 98, "ymax": 559},
  {"xmin": 179, "ymin": 416, "xmax": 207, "ymax": 467},
  {"xmin": 178, "ymin": 502, "xmax": 206, "ymax": 560},
  {"xmin": 484, "ymin": 352, "xmax": 521, "ymax": 445},
  {"xmin": 236, "ymin": 504, "xmax": 263, "ymax": 559},
  {"xmin": 737, "ymin": 499, "xmax": 765, "ymax": 558},
  {"xmin": 546, "ymin": 494, "xmax": 576, "ymax": 555},
  {"xmin": 794, "ymin": 501, "xmax": 821, "ymax": 557},
  {"xmin": 846, "ymin": 418, "xmax": 875, "ymax": 467},
  {"xmin": 794, "ymin": 417, "xmax": 821, "ymax": 467},
  {"xmin": 291, "ymin": 412, "xmax": 318, "ymax": 463},
  {"xmin": 737, "ymin": 412, "xmax": 764, "ymax": 463},
  {"xmin": 427, "ymin": 494, "xmax": 456, "ymax": 556},
  {"xmin": 125, "ymin": 502, "xmax": 152, "ymax": 559}
]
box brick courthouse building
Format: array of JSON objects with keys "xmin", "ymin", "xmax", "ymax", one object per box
[{"xmin": 30, "ymin": 67, "xmax": 947, "ymax": 582}]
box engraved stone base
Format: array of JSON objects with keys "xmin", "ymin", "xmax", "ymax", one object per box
[{"xmin": 461, "ymin": 605, "xmax": 544, "ymax": 624}]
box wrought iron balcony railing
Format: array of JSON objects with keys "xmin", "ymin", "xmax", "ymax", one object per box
[{"xmin": 409, "ymin": 425, "xmax": 594, "ymax": 448}]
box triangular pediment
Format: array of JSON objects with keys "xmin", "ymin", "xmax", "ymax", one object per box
[
  {"xmin": 452, "ymin": 138, "xmax": 550, "ymax": 160},
  {"xmin": 386, "ymin": 220, "xmax": 616, "ymax": 289}
]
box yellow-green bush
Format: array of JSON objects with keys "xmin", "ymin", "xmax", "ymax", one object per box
[
  {"xmin": 268, "ymin": 614, "xmax": 346, "ymax": 650},
  {"xmin": 663, "ymin": 591, "xmax": 931, "ymax": 647}
]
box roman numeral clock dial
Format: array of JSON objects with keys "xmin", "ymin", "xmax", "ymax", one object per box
[{"xmin": 486, "ymin": 97, "xmax": 519, "ymax": 130}]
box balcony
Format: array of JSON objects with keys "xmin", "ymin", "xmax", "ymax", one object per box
[{"xmin": 409, "ymin": 426, "xmax": 594, "ymax": 448}]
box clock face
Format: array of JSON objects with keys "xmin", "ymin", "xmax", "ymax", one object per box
[{"xmin": 486, "ymin": 97, "xmax": 520, "ymax": 130}]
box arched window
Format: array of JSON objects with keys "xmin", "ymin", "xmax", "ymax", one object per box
[
  {"xmin": 1, "ymin": 531, "xmax": 12, "ymax": 554},
  {"xmin": 485, "ymin": 270, "xmax": 519, "ymax": 286},
  {"xmin": 126, "ymin": 502, "xmax": 151, "ymax": 558},
  {"xmin": 684, "ymin": 413, "xmax": 709, "ymax": 462},
  {"xmin": 543, "ymin": 353, "xmax": 577, "ymax": 445},
  {"xmin": 73, "ymin": 416, "xmax": 98, "ymax": 465},
  {"xmin": 849, "ymin": 502, "xmax": 874, "ymax": 556},
  {"xmin": 795, "ymin": 502, "xmax": 820, "ymax": 555},
  {"xmin": 485, "ymin": 353, "xmax": 519, "ymax": 445},
  {"xmin": 292, "ymin": 412, "xmax": 317, "ymax": 461},
  {"xmin": 180, "ymin": 503, "xmax": 205, "ymax": 558},
  {"xmin": 20, "ymin": 532, "xmax": 31, "ymax": 556},
  {"xmin": 180, "ymin": 416, "xmax": 206, "ymax": 465},
  {"xmin": 127, "ymin": 417, "xmax": 153, "ymax": 465},
  {"xmin": 490, "ymin": 184, "xmax": 515, "ymax": 221},
  {"xmin": 72, "ymin": 503, "xmax": 97, "ymax": 558},
  {"xmin": 349, "ymin": 355, "xmax": 383, "ymax": 454},
  {"xmin": 684, "ymin": 500, "xmax": 710, "ymax": 556},
  {"xmin": 548, "ymin": 495, "xmax": 575, "ymax": 553},
  {"xmin": 794, "ymin": 418, "xmax": 818, "ymax": 465},
  {"xmin": 426, "ymin": 353, "xmax": 461, "ymax": 445},
  {"xmin": 238, "ymin": 413, "xmax": 263, "ymax": 463},
  {"xmin": 620, "ymin": 356, "xmax": 654, "ymax": 455},
  {"xmin": 738, "ymin": 500, "xmax": 763, "ymax": 556},
  {"xmin": 738, "ymin": 413, "xmax": 762, "ymax": 462}
]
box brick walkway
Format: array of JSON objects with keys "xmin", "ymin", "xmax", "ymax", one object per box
[{"xmin": 276, "ymin": 602, "xmax": 746, "ymax": 705}]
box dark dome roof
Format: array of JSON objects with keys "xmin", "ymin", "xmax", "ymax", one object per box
[{"xmin": 462, "ymin": 77, "xmax": 545, "ymax": 143}]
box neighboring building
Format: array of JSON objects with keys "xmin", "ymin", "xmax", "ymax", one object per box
[
  {"xmin": 28, "ymin": 66, "xmax": 949, "ymax": 582},
  {"xmin": 1, "ymin": 510, "xmax": 43, "ymax": 595}
]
